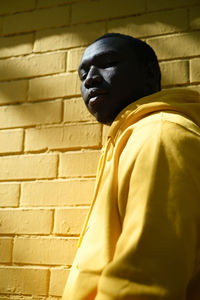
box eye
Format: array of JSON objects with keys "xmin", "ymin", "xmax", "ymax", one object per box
[{"xmin": 79, "ymin": 72, "xmax": 87, "ymax": 81}]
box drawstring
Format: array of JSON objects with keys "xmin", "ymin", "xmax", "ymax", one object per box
[{"xmin": 77, "ymin": 137, "xmax": 112, "ymax": 248}]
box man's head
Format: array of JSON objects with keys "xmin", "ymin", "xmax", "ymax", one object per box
[{"xmin": 78, "ymin": 33, "xmax": 161, "ymax": 125}]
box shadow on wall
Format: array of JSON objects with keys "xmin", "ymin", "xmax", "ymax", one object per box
[{"xmin": 0, "ymin": 1, "xmax": 199, "ymax": 107}]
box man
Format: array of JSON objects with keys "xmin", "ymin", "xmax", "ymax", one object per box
[{"xmin": 62, "ymin": 33, "xmax": 200, "ymax": 300}]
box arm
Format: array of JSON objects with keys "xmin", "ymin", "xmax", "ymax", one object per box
[{"xmin": 96, "ymin": 118, "xmax": 200, "ymax": 300}]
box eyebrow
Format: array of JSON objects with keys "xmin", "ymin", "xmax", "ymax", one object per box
[{"xmin": 78, "ymin": 50, "xmax": 120, "ymax": 73}]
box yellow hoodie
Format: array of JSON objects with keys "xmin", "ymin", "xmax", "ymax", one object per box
[{"xmin": 62, "ymin": 89, "xmax": 200, "ymax": 300}]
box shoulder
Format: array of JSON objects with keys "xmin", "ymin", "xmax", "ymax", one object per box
[{"xmin": 117, "ymin": 111, "xmax": 200, "ymax": 166}]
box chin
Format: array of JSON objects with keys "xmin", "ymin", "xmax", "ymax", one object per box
[{"xmin": 95, "ymin": 113, "xmax": 113, "ymax": 126}]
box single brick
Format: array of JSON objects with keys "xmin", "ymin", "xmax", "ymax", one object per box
[
  {"xmin": 54, "ymin": 208, "xmax": 88, "ymax": 235},
  {"xmin": 3, "ymin": 6, "xmax": 70, "ymax": 35},
  {"xmin": 0, "ymin": 0, "xmax": 35, "ymax": 15},
  {"xmin": 59, "ymin": 150, "xmax": 101, "ymax": 178},
  {"xmin": 190, "ymin": 58, "xmax": 200, "ymax": 82},
  {"xmin": 71, "ymin": 0, "xmax": 146, "ymax": 24},
  {"xmin": 28, "ymin": 73, "xmax": 80, "ymax": 101},
  {"xmin": 0, "ymin": 183, "xmax": 19, "ymax": 207},
  {"xmin": 0, "ymin": 154, "xmax": 57, "ymax": 180},
  {"xmin": 147, "ymin": 0, "xmax": 199, "ymax": 10},
  {"xmin": 0, "ymin": 266, "xmax": 48, "ymax": 294},
  {"xmin": 37, "ymin": 0, "xmax": 71, "ymax": 8},
  {"xmin": 0, "ymin": 129, "xmax": 23, "ymax": 154},
  {"xmin": 0, "ymin": 52, "xmax": 65, "ymax": 81},
  {"xmin": 147, "ymin": 31, "xmax": 200, "ymax": 60},
  {"xmin": 0, "ymin": 238, "xmax": 12, "ymax": 263},
  {"xmin": 160, "ymin": 60, "xmax": 189, "ymax": 87},
  {"xmin": 0, "ymin": 16, "xmax": 2, "ymax": 33},
  {"xmin": 34, "ymin": 22, "xmax": 105, "ymax": 52},
  {"xmin": 0, "ymin": 209, "xmax": 53, "ymax": 234},
  {"xmin": 0, "ymin": 34, "xmax": 33, "ymax": 58},
  {"xmin": 49, "ymin": 267, "xmax": 70, "ymax": 296},
  {"xmin": 188, "ymin": 86, "xmax": 200, "ymax": 93},
  {"xmin": 21, "ymin": 179, "xmax": 95, "ymax": 206},
  {"xmin": 190, "ymin": 6, "xmax": 200, "ymax": 29},
  {"xmin": 0, "ymin": 100, "xmax": 61, "ymax": 129},
  {"xmin": 64, "ymin": 73, "xmax": 81, "ymax": 97},
  {"xmin": 28, "ymin": 75, "xmax": 65, "ymax": 101},
  {"xmin": 0, "ymin": 80, "xmax": 28, "ymax": 104},
  {"xmin": 108, "ymin": 9, "xmax": 188, "ymax": 38},
  {"xmin": 67, "ymin": 48, "xmax": 85, "ymax": 72},
  {"xmin": 13, "ymin": 237, "xmax": 77, "ymax": 265},
  {"xmin": 2, "ymin": 297, "xmax": 46, "ymax": 300},
  {"xmin": 64, "ymin": 98, "xmax": 95, "ymax": 122},
  {"xmin": 25, "ymin": 123, "xmax": 101, "ymax": 152}
]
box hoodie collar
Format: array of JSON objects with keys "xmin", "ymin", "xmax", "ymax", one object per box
[{"xmin": 107, "ymin": 89, "xmax": 200, "ymax": 143}]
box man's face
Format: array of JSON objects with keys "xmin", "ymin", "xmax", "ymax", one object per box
[{"xmin": 78, "ymin": 37, "xmax": 146, "ymax": 125}]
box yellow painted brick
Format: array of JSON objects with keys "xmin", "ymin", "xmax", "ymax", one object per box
[
  {"xmin": 0, "ymin": 209, "xmax": 53, "ymax": 234},
  {"xmin": 0, "ymin": 129, "xmax": 23, "ymax": 154},
  {"xmin": 21, "ymin": 179, "xmax": 95, "ymax": 206},
  {"xmin": 0, "ymin": 183, "xmax": 19, "ymax": 207},
  {"xmin": 0, "ymin": 154, "xmax": 57, "ymax": 180},
  {"xmin": 64, "ymin": 98, "xmax": 95, "ymax": 122},
  {"xmin": 28, "ymin": 75, "xmax": 65, "ymax": 101},
  {"xmin": 0, "ymin": 53, "xmax": 65, "ymax": 81},
  {"xmin": 0, "ymin": 0, "xmax": 35, "ymax": 15},
  {"xmin": 54, "ymin": 208, "xmax": 88, "ymax": 235},
  {"xmin": 188, "ymin": 85, "xmax": 200, "ymax": 93},
  {"xmin": 0, "ymin": 100, "xmax": 61, "ymax": 129},
  {"xmin": 0, "ymin": 238, "xmax": 12, "ymax": 263},
  {"xmin": 3, "ymin": 6, "xmax": 70, "ymax": 35},
  {"xmin": 28, "ymin": 73, "xmax": 80, "ymax": 101},
  {"xmin": 0, "ymin": 16, "xmax": 2, "ymax": 33},
  {"xmin": 0, "ymin": 297, "xmax": 46, "ymax": 300},
  {"xmin": 71, "ymin": 0, "xmax": 146, "ymax": 24},
  {"xmin": 59, "ymin": 150, "xmax": 101, "ymax": 177},
  {"xmin": 190, "ymin": 58, "xmax": 200, "ymax": 83},
  {"xmin": 108, "ymin": 9, "xmax": 188, "ymax": 38},
  {"xmin": 0, "ymin": 266, "xmax": 48, "ymax": 294},
  {"xmin": 37, "ymin": 0, "xmax": 76, "ymax": 8},
  {"xmin": 0, "ymin": 34, "xmax": 33, "ymax": 58},
  {"xmin": 13, "ymin": 297, "xmax": 46, "ymax": 300},
  {"xmin": 67, "ymin": 47, "xmax": 85, "ymax": 71},
  {"xmin": 147, "ymin": 0, "xmax": 199, "ymax": 10},
  {"xmin": 64, "ymin": 73, "xmax": 81, "ymax": 97},
  {"xmin": 34, "ymin": 22, "xmax": 105, "ymax": 52},
  {"xmin": 147, "ymin": 31, "xmax": 200, "ymax": 60},
  {"xmin": 0, "ymin": 80, "xmax": 28, "ymax": 104},
  {"xmin": 3, "ymin": 297, "xmax": 46, "ymax": 300},
  {"xmin": 13, "ymin": 237, "xmax": 77, "ymax": 265},
  {"xmin": 49, "ymin": 268, "xmax": 69, "ymax": 296},
  {"xmin": 102, "ymin": 125, "xmax": 109, "ymax": 145},
  {"xmin": 25, "ymin": 123, "xmax": 101, "ymax": 152},
  {"xmin": 160, "ymin": 60, "xmax": 189, "ymax": 87},
  {"xmin": 190, "ymin": 6, "xmax": 200, "ymax": 29}
]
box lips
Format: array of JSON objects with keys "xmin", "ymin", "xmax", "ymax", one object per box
[
  {"xmin": 88, "ymin": 89, "xmax": 108, "ymax": 105},
  {"xmin": 88, "ymin": 89, "xmax": 108, "ymax": 101}
]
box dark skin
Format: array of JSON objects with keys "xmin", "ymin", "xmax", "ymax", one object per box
[{"xmin": 78, "ymin": 37, "xmax": 157, "ymax": 125}]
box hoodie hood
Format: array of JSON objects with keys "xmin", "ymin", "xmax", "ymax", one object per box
[{"xmin": 108, "ymin": 88, "xmax": 200, "ymax": 142}]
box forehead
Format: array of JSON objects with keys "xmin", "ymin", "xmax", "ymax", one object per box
[{"xmin": 79, "ymin": 37, "xmax": 133, "ymax": 67}]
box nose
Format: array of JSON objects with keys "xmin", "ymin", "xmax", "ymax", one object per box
[{"xmin": 84, "ymin": 66, "xmax": 102, "ymax": 88}]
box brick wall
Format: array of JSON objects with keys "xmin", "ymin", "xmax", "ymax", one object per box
[{"xmin": 0, "ymin": 0, "xmax": 199, "ymax": 299}]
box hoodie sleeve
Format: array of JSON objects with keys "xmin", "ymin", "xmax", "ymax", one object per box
[{"xmin": 95, "ymin": 117, "xmax": 200, "ymax": 300}]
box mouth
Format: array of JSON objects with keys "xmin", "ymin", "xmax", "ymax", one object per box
[{"xmin": 88, "ymin": 89, "xmax": 108, "ymax": 106}]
